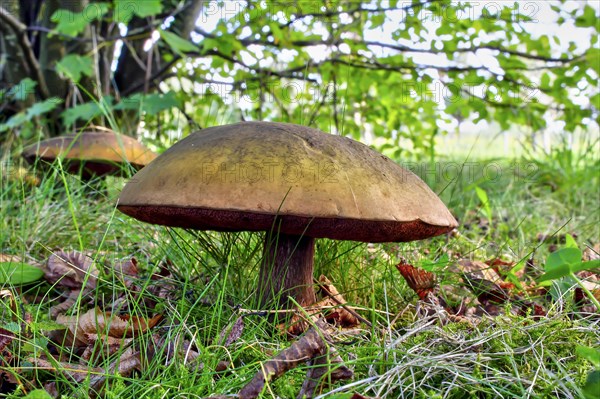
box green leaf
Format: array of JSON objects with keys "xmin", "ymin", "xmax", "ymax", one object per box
[
  {"xmin": 51, "ymin": 4, "xmax": 109, "ymax": 36},
  {"xmin": 115, "ymin": 92, "xmax": 179, "ymax": 115},
  {"xmin": 545, "ymin": 247, "xmax": 582, "ymax": 270},
  {"xmin": 571, "ymin": 259, "xmax": 600, "ymax": 274},
  {"xmin": 62, "ymin": 103, "xmax": 101, "ymax": 125},
  {"xmin": 0, "ymin": 262, "xmax": 44, "ymax": 285},
  {"xmin": 577, "ymin": 346, "xmax": 600, "ymax": 367},
  {"xmin": 582, "ymin": 370, "xmax": 600, "ymax": 399},
  {"xmin": 23, "ymin": 336, "xmax": 49, "ymax": 353},
  {"xmin": 23, "ymin": 390, "xmax": 53, "ymax": 399},
  {"xmin": 0, "ymin": 98, "xmax": 62, "ymax": 133},
  {"xmin": 575, "ymin": 5, "xmax": 598, "ymax": 28},
  {"xmin": 591, "ymin": 93, "xmax": 600, "ymax": 110},
  {"xmin": 61, "ymin": 96, "xmax": 114, "ymax": 125},
  {"xmin": 3, "ymin": 322, "xmax": 20, "ymax": 334},
  {"xmin": 269, "ymin": 23, "xmax": 286, "ymax": 45},
  {"xmin": 56, "ymin": 55, "xmax": 94, "ymax": 82},
  {"xmin": 369, "ymin": 13, "xmax": 386, "ymax": 29},
  {"xmin": 51, "ymin": 10, "xmax": 88, "ymax": 36},
  {"xmin": 141, "ymin": 92, "xmax": 179, "ymax": 115},
  {"xmin": 31, "ymin": 321, "xmax": 67, "ymax": 332},
  {"xmin": 565, "ymin": 233, "xmax": 579, "ymax": 249},
  {"xmin": 159, "ymin": 30, "xmax": 198, "ymax": 55},
  {"xmin": 537, "ymin": 262, "xmax": 572, "ymax": 282},
  {"xmin": 586, "ymin": 48, "xmax": 600, "ymax": 76},
  {"xmin": 436, "ymin": 24, "xmax": 452, "ymax": 36},
  {"xmin": 114, "ymin": 0, "xmax": 163, "ymax": 23},
  {"xmin": 26, "ymin": 98, "xmax": 63, "ymax": 118},
  {"xmin": 474, "ymin": 186, "xmax": 492, "ymax": 222},
  {"xmin": 7, "ymin": 78, "xmax": 37, "ymax": 101},
  {"xmin": 540, "ymin": 73, "xmax": 550, "ymax": 89},
  {"xmin": 0, "ymin": 112, "xmax": 28, "ymax": 133},
  {"xmin": 537, "ymin": 247, "xmax": 593, "ymax": 282}
]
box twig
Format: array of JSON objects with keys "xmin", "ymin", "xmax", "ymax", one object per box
[
  {"xmin": 298, "ymin": 345, "xmax": 354, "ymax": 399},
  {"xmin": 194, "ymin": 25, "xmax": 577, "ymax": 64},
  {"xmin": 237, "ymin": 318, "xmax": 352, "ymax": 399}
]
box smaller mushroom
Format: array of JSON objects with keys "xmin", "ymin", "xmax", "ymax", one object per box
[{"xmin": 22, "ymin": 129, "xmax": 157, "ymax": 193}]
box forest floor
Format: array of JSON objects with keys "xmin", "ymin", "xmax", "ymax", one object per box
[{"xmin": 1, "ymin": 141, "xmax": 599, "ymax": 399}]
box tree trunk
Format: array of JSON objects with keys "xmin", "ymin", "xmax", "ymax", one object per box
[
  {"xmin": 1, "ymin": 0, "xmax": 208, "ymax": 137},
  {"xmin": 259, "ymin": 233, "xmax": 316, "ymax": 310}
]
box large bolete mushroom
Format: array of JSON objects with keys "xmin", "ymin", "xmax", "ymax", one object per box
[
  {"xmin": 117, "ymin": 122, "xmax": 457, "ymax": 309},
  {"xmin": 22, "ymin": 130, "xmax": 157, "ymax": 183}
]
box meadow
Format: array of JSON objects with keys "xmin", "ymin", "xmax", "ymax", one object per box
[{"xmin": 1, "ymin": 130, "xmax": 599, "ymax": 399}]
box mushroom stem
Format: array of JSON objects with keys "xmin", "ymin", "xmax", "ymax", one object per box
[{"xmin": 259, "ymin": 233, "xmax": 317, "ymax": 310}]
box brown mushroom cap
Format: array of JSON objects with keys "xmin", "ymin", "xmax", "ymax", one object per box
[
  {"xmin": 118, "ymin": 122, "xmax": 456, "ymax": 242},
  {"xmin": 22, "ymin": 131, "xmax": 157, "ymax": 177}
]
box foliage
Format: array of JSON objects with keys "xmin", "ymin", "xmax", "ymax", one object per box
[
  {"xmin": 537, "ymin": 234, "xmax": 600, "ymax": 309},
  {"xmin": 578, "ymin": 346, "xmax": 600, "ymax": 399},
  {"xmin": 0, "ymin": 1, "xmax": 598, "ymax": 157},
  {"xmin": 0, "ymin": 262, "xmax": 44, "ymax": 285}
]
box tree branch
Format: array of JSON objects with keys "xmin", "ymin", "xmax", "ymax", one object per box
[
  {"xmin": 194, "ymin": 26, "xmax": 578, "ymax": 64},
  {"xmin": 326, "ymin": 56, "xmax": 487, "ymax": 73},
  {"xmin": 277, "ymin": 0, "xmax": 441, "ymax": 28},
  {"xmin": 201, "ymin": 49, "xmax": 320, "ymax": 83},
  {"xmin": 0, "ymin": 5, "xmax": 50, "ymax": 99}
]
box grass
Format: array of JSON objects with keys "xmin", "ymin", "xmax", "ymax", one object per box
[{"xmin": 1, "ymin": 136, "xmax": 599, "ymax": 399}]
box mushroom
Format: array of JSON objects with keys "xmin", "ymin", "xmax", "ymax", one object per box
[
  {"xmin": 117, "ymin": 122, "xmax": 457, "ymax": 309},
  {"xmin": 22, "ymin": 130, "xmax": 157, "ymax": 185}
]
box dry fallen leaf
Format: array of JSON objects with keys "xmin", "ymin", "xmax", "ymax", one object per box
[
  {"xmin": 31, "ymin": 347, "xmax": 143, "ymax": 398},
  {"xmin": 396, "ymin": 263, "xmax": 436, "ymax": 301},
  {"xmin": 219, "ymin": 316, "xmax": 245, "ymax": 347},
  {"xmin": 485, "ymin": 257, "xmax": 518, "ymax": 278},
  {"xmin": 318, "ymin": 275, "xmax": 360, "ymax": 327},
  {"xmin": 45, "ymin": 250, "xmax": 99, "ymax": 289},
  {"xmin": 49, "ymin": 290, "xmax": 81, "ymax": 318},
  {"xmin": 0, "ymin": 328, "xmax": 14, "ymax": 354},
  {"xmin": 0, "ymin": 289, "xmax": 18, "ymax": 316},
  {"xmin": 454, "ymin": 259, "xmax": 504, "ymax": 283},
  {"xmin": 0, "ymin": 254, "xmax": 22, "ymax": 263},
  {"xmin": 112, "ymin": 258, "xmax": 139, "ymax": 288},
  {"xmin": 82, "ymin": 335, "xmax": 135, "ymax": 361},
  {"xmin": 461, "ymin": 274, "xmax": 510, "ymax": 305},
  {"xmin": 53, "ymin": 308, "xmax": 161, "ymax": 350},
  {"xmin": 583, "ymin": 243, "xmax": 600, "ymax": 262},
  {"xmin": 0, "ymin": 327, "xmax": 16, "ymax": 384}
]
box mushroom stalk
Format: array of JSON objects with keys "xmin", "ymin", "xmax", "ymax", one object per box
[{"xmin": 259, "ymin": 233, "xmax": 316, "ymax": 310}]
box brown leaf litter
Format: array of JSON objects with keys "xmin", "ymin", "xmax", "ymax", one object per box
[
  {"xmin": 32, "ymin": 345, "xmax": 145, "ymax": 398},
  {"xmin": 44, "ymin": 250, "xmax": 99, "ymax": 317},
  {"xmin": 51, "ymin": 307, "xmax": 161, "ymax": 358},
  {"xmin": 397, "ymin": 258, "xmax": 548, "ymax": 322},
  {"xmin": 276, "ymin": 275, "xmax": 363, "ymax": 336}
]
